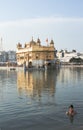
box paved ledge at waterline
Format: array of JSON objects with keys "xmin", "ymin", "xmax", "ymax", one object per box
[
  {"xmin": 61, "ymin": 64, "xmax": 83, "ymax": 67},
  {"xmin": 0, "ymin": 66, "xmax": 24, "ymax": 71},
  {"xmin": 0, "ymin": 66, "xmax": 46, "ymax": 71},
  {"xmin": 0, "ymin": 64, "xmax": 83, "ymax": 71}
]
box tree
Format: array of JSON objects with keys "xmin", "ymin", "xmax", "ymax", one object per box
[
  {"xmin": 72, "ymin": 50, "xmax": 76, "ymax": 52},
  {"xmin": 69, "ymin": 57, "xmax": 83, "ymax": 63}
]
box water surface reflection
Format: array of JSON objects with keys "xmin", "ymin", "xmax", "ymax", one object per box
[
  {"xmin": 0, "ymin": 67, "xmax": 83, "ymax": 130},
  {"xmin": 17, "ymin": 69, "xmax": 60, "ymax": 100}
]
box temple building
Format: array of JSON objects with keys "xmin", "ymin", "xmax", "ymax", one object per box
[{"xmin": 16, "ymin": 38, "xmax": 56, "ymax": 68}]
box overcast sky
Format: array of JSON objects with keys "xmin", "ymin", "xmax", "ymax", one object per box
[{"xmin": 0, "ymin": 0, "xmax": 83, "ymax": 52}]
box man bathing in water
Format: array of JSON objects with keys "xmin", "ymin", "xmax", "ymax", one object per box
[{"xmin": 66, "ymin": 105, "xmax": 76, "ymax": 116}]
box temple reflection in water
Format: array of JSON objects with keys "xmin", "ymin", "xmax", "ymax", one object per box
[{"xmin": 17, "ymin": 69, "xmax": 60, "ymax": 99}]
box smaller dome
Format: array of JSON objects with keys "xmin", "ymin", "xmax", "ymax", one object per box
[
  {"xmin": 50, "ymin": 39, "xmax": 54, "ymax": 44},
  {"xmin": 30, "ymin": 37, "xmax": 36, "ymax": 45},
  {"xmin": 37, "ymin": 38, "xmax": 41, "ymax": 43},
  {"xmin": 17, "ymin": 42, "xmax": 22, "ymax": 48}
]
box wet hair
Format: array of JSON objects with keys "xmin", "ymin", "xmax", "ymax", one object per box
[{"xmin": 69, "ymin": 105, "xmax": 74, "ymax": 108}]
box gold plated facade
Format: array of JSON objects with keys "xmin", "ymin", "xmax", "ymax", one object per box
[{"xmin": 16, "ymin": 38, "xmax": 56, "ymax": 67}]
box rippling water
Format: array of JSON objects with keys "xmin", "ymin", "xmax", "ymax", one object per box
[{"xmin": 0, "ymin": 67, "xmax": 83, "ymax": 130}]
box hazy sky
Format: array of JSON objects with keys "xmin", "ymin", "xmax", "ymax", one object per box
[{"xmin": 0, "ymin": 0, "xmax": 83, "ymax": 52}]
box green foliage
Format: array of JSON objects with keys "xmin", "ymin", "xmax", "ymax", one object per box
[{"xmin": 69, "ymin": 57, "xmax": 83, "ymax": 63}]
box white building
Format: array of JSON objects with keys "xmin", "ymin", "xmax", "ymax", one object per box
[
  {"xmin": 57, "ymin": 50, "xmax": 83, "ymax": 63},
  {"xmin": 0, "ymin": 51, "xmax": 16, "ymax": 63},
  {"xmin": 7, "ymin": 51, "xmax": 16, "ymax": 62},
  {"xmin": 0, "ymin": 51, "xmax": 7, "ymax": 62}
]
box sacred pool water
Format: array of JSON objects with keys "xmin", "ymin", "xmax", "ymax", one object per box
[{"xmin": 0, "ymin": 67, "xmax": 83, "ymax": 130}]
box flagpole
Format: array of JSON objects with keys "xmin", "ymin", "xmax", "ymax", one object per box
[{"xmin": 46, "ymin": 38, "xmax": 49, "ymax": 46}]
